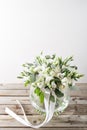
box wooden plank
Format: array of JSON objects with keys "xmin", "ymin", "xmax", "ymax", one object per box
[
  {"xmin": 70, "ymin": 90, "xmax": 87, "ymax": 97},
  {"xmin": 0, "ymin": 83, "xmax": 27, "ymax": 89},
  {"xmin": 64, "ymin": 104, "xmax": 87, "ymax": 115},
  {"xmin": 0, "ymin": 104, "xmax": 87, "ymax": 115},
  {"xmin": 0, "ymin": 104, "xmax": 37, "ymax": 115},
  {"xmin": 0, "ymin": 97, "xmax": 30, "ymax": 104},
  {"xmin": 0, "ymin": 83, "xmax": 86, "ymax": 129},
  {"xmin": 70, "ymin": 97, "xmax": 87, "ymax": 104},
  {"xmin": 0, "ymin": 115, "xmax": 87, "ymax": 127},
  {"xmin": 76, "ymin": 83, "xmax": 87, "ymax": 88},
  {"xmin": 0, "ymin": 89, "xmax": 87, "ymax": 97},
  {"xmin": 0, "ymin": 97, "xmax": 87, "ymax": 105},
  {"xmin": 0, "ymin": 128, "xmax": 87, "ymax": 130},
  {"xmin": 0, "ymin": 89, "xmax": 29, "ymax": 96}
]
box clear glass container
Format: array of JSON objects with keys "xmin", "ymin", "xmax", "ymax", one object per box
[{"xmin": 29, "ymin": 86, "xmax": 70, "ymax": 113}]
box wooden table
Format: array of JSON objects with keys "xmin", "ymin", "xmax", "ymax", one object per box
[{"xmin": 0, "ymin": 83, "xmax": 87, "ymax": 130}]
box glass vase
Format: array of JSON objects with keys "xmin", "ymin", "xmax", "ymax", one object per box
[{"xmin": 29, "ymin": 86, "xmax": 70, "ymax": 114}]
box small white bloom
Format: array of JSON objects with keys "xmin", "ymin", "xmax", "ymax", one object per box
[
  {"xmin": 62, "ymin": 77, "xmax": 68, "ymax": 86},
  {"xmin": 51, "ymin": 82, "xmax": 56, "ymax": 89},
  {"xmin": 34, "ymin": 66, "xmax": 41, "ymax": 72}
]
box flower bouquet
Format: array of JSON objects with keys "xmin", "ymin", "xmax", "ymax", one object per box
[
  {"xmin": 5, "ymin": 53, "xmax": 83, "ymax": 128},
  {"xmin": 18, "ymin": 53, "xmax": 83, "ymax": 113}
]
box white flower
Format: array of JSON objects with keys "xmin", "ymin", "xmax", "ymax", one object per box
[
  {"xmin": 46, "ymin": 76, "xmax": 52, "ymax": 83},
  {"xmin": 62, "ymin": 77, "xmax": 68, "ymax": 86},
  {"xmin": 51, "ymin": 82, "xmax": 56, "ymax": 89},
  {"xmin": 34, "ymin": 66, "xmax": 42, "ymax": 72}
]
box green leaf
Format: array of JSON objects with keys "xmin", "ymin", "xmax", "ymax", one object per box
[
  {"xmin": 34, "ymin": 87, "xmax": 44, "ymax": 103},
  {"xmin": 45, "ymin": 86, "xmax": 50, "ymax": 89},
  {"xmin": 50, "ymin": 77, "xmax": 61, "ymax": 86},
  {"xmin": 50, "ymin": 94, "xmax": 55, "ymax": 102},
  {"xmin": 62, "ymin": 68, "xmax": 71, "ymax": 77},
  {"xmin": 70, "ymin": 66, "xmax": 78, "ymax": 70},
  {"xmin": 34, "ymin": 87, "xmax": 41, "ymax": 96},
  {"xmin": 40, "ymin": 92, "xmax": 44, "ymax": 103},
  {"xmin": 58, "ymin": 57, "xmax": 63, "ymax": 69},
  {"xmin": 22, "ymin": 63, "xmax": 33, "ymax": 67},
  {"xmin": 45, "ymin": 55, "xmax": 51, "ymax": 59},
  {"xmin": 24, "ymin": 80, "xmax": 30, "ymax": 87},
  {"xmin": 21, "ymin": 72, "xmax": 26, "ymax": 76},
  {"xmin": 37, "ymin": 57, "xmax": 42, "ymax": 65},
  {"xmin": 47, "ymin": 63, "xmax": 51, "ymax": 67},
  {"xmin": 17, "ymin": 76, "xmax": 23, "ymax": 79},
  {"xmin": 55, "ymin": 88, "xmax": 64, "ymax": 97},
  {"xmin": 76, "ymin": 74, "xmax": 84, "ymax": 78},
  {"xmin": 52, "ymin": 54, "xmax": 56, "ymax": 59},
  {"xmin": 26, "ymin": 63, "xmax": 33, "ymax": 66},
  {"xmin": 64, "ymin": 56, "xmax": 73, "ymax": 65},
  {"xmin": 30, "ymin": 73, "xmax": 36, "ymax": 83}
]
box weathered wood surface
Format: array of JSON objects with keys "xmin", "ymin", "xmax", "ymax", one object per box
[{"xmin": 0, "ymin": 83, "xmax": 87, "ymax": 130}]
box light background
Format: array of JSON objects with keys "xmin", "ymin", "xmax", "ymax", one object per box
[{"xmin": 0, "ymin": 0, "xmax": 87, "ymax": 83}]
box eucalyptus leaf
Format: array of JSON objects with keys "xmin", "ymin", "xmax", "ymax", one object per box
[
  {"xmin": 30, "ymin": 73, "xmax": 36, "ymax": 83},
  {"xmin": 63, "ymin": 56, "xmax": 73, "ymax": 65},
  {"xmin": 45, "ymin": 55, "xmax": 51, "ymax": 59},
  {"xmin": 17, "ymin": 76, "xmax": 23, "ymax": 79},
  {"xmin": 58, "ymin": 57, "xmax": 63, "ymax": 69}
]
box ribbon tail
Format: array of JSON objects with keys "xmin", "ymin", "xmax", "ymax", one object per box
[
  {"xmin": 47, "ymin": 101, "xmax": 55, "ymax": 123},
  {"xmin": 5, "ymin": 95, "xmax": 56, "ymax": 128},
  {"xmin": 5, "ymin": 107, "xmax": 29, "ymax": 126}
]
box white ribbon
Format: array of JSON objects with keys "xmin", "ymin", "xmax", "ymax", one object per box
[{"xmin": 5, "ymin": 93, "xmax": 56, "ymax": 128}]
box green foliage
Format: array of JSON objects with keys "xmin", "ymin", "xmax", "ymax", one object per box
[
  {"xmin": 63, "ymin": 56, "xmax": 73, "ymax": 65},
  {"xmin": 62, "ymin": 68, "xmax": 71, "ymax": 77},
  {"xmin": 52, "ymin": 54, "xmax": 56, "ymax": 59},
  {"xmin": 30, "ymin": 73, "xmax": 36, "ymax": 83},
  {"xmin": 18, "ymin": 53, "xmax": 84, "ymax": 103},
  {"xmin": 54, "ymin": 88, "xmax": 64, "ymax": 97},
  {"xmin": 24, "ymin": 80, "xmax": 30, "ymax": 87},
  {"xmin": 22, "ymin": 63, "xmax": 33, "ymax": 67},
  {"xmin": 45, "ymin": 55, "xmax": 51, "ymax": 59},
  {"xmin": 34, "ymin": 87, "xmax": 44, "ymax": 103},
  {"xmin": 70, "ymin": 72, "xmax": 84, "ymax": 81},
  {"xmin": 50, "ymin": 94, "xmax": 55, "ymax": 102},
  {"xmin": 17, "ymin": 76, "xmax": 23, "ymax": 79},
  {"xmin": 50, "ymin": 77, "xmax": 61, "ymax": 86},
  {"xmin": 58, "ymin": 57, "xmax": 63, "ymax": 69}
]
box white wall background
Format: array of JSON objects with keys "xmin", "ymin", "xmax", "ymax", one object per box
[{"xmin": 0, "ymin": 0, "xmax": 87, "ymax": 83}]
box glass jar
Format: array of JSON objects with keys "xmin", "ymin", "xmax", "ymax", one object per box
[{"xmin": 29, "ymin": 86, "xmax": 70, "ymax": 113}]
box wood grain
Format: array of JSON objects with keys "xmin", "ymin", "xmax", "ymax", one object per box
[
  {"xmin": 0, "ymin": 115, "xmax": 87, "ymax": 127},
  {"xmin": 0, "ymin": 128, "xmax": 87, "ymax": 130},
  {"xmin": 0, "ymin": 83, "xmax": 87, "ymax": 130},
  {"xmin": 0, "ymin": 101, "xmax": 87, "ymax": 115}
]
